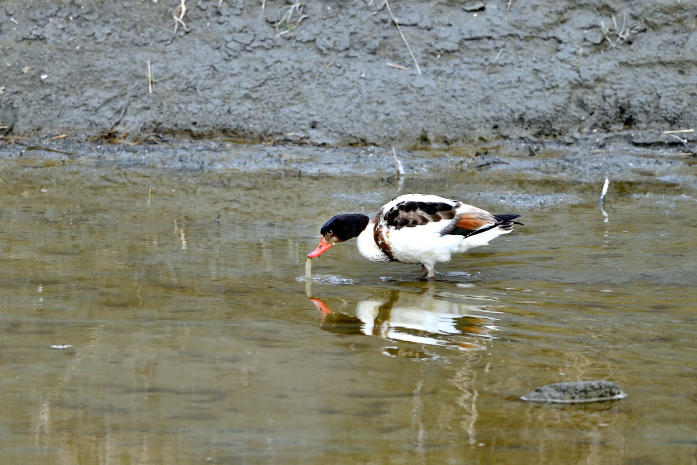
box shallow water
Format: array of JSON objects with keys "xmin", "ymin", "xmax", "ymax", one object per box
[{"xmin": 0, "ymin": 158, "xmax": 695, "ymax": 464}]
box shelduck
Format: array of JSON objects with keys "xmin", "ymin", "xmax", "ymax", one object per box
[{"xmin": 308, "ymin": 194, "xmax": 521, "ymax": 278}]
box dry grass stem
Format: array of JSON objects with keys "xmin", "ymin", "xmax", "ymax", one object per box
[
  {"xmin": 601, "ymin": 13, "xmax": 639, "ymax": 48},
  {"xmin": 169, "ymin": 0, "xmax": 189, "ymax": 43},
  {"xmin": 387, "ymin": 62, "xmax": 407, "ymax": 70},
  {"xmin": 147, "ymin": 60, "xmax": 154, "ymax": 94},
  {"xmin": 275, "ymin": 1, "xmax": 308, "ymax": 37},
  {"xmin": 391, "ymin": 148, "xmax": 406, "ymax": 192},
  {"xmin": 392, "ymin": 147, "xmax": 405, "ymax": 179},
  {"xmin": 384, "ymin": 0, "xmax": 422, "ymax": 75},
  {"xmin": 663, "ymin": 129, "xmax": 694, "ymax": 134}
]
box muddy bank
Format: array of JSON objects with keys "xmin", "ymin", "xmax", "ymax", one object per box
[
  {"xmin": 1, "ymin": 0, "xmax": 696, "ymax": 147},
  {"xmin": 2, "ymin": 134, "xmax": 696, "ymax": 202}
]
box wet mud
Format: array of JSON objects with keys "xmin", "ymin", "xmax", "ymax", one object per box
[
  {"xmin": 1, "ymin": 0, "xmax": 696, "ymax": 150},
  {"xmin": 1, "ymin": 135, "xmax": 696, "ymax": 198}
]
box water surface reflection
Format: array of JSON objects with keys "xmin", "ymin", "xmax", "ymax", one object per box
[
  {"xmin": 0, "ymin": 161, "xmax": 696, "ymax": 464},
  {"xmin": 309, "ymin": 288, "xmax": 500, "ymax": 354}
]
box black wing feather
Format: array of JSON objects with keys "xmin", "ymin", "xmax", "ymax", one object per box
[{"xmin": 383, "ymin": 201, "xmax": 457, "ymax": 230}]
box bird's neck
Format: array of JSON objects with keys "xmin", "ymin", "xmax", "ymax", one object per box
[{"xmin": 356, "ymin": 220, "xmax": 391, "ymax": 263}]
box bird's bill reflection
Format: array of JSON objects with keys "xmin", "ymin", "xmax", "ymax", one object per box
[{"xmin": 309, "ymin": 298, "xmax": 332, "ymax": 323}]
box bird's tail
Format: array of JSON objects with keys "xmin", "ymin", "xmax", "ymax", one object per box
[{"xmin": 492, "ymin": 214, "xmax": 523, "ymax": 231}]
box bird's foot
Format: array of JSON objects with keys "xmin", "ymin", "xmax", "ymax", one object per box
[{"xmin": 421, "ymin": 265, "xmax": 436, "ymax": 279}]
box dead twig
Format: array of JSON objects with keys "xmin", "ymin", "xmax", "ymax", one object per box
[
  {"xmin": 387, "ymin": 62, "xmax": 407, "ymax": 70},
  {"xmin": 23, "ymin": 145, "xmax": 76, "ymax": 156},
  {"xmin": 388, "ymin": 148, "xmax": 406, "ymax": 192},
  {"xmin": 665, "ymin": 133, "xmax": 697, "ymax": 155},
  {"xmin": 392, "ymin": 147, "xmax": 405, "ymax": 180},
  {"xmin": 476, "ymin": 160, "xmax": 510, "ymax": 168},
  {"xmin": 598, "ymin": 178, "xmax": 609, "ymax": 207},
  {"xmin": 599, "ymin": 178, "xmax": 609, "ymax": 221},
  {"xmin": 384, "ymin": 0, "xmax": 421, "ymax": 75},
  {"xmin": 0, "ymin": 136, "xmax": 28, "ymax": 147},
  {"xmin": 110, "ymin": 99, "xmax": 131, "ymax": 131},
  {"xmin": 491, "ymin": 48, "xmax": 505, "ymax": 65}
]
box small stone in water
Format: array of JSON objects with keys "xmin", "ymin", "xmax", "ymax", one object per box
[
  {"xmin": 521, "ymin": 380, "xmax": 626, "ymax": 403},
  {"xmin": 305, "ymin": 258, "xmax": 312, "ymax": 280}
]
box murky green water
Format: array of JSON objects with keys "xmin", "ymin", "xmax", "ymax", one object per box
[{"xmin": 1, "ymin": 158, "xmax": 695, "ymax": 464}]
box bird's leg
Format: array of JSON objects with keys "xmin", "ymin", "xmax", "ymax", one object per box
[{"xmin": 421, "ymin": 264, "xmax": 436, "ymax": 279}]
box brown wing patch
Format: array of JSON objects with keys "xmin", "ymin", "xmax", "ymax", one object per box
[
  {"xmin": 373, "ymin": 224, "xmax": 396, "ymax": 261},
  {"xmin": 384, "ymin": 201, "xmax": 457, "ymax": 230},
  {"xmin": 456, "ymin": 214, "xmax": 495, "ymax": 231},
  {"xmin": 373, "ymin": 209, "xmax": 396, "ymax": 261}
]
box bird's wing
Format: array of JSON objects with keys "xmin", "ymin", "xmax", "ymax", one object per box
[{"xmin": 380, "ymin": 199, "xmax": 459, "ymax": 230}]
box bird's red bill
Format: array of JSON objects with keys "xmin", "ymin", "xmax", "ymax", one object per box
[{"xmin": 308, "ymin": 237, "xmax": 332, "ymax": 258}]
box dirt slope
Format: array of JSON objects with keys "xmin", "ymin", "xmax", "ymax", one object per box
[{"xmin": 1, "ymin": 0, "xmax": 696, "ymax": 147}]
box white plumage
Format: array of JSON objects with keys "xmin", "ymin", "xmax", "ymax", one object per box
[{"xmin": 309, "ymin": 194, "xmax": 521, "ymax": 278}]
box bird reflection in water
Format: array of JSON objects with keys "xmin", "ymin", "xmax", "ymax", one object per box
[{"xmin": 309, "ymin": 289, "xmax": 500, "ymax": 357}]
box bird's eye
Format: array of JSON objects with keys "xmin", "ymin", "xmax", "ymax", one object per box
[{"xmin": 328, "ymin": 230, "xmax": 332, "ymax": 234}]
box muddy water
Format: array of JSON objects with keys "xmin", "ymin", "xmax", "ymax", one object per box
[{"xmin": 0, "ymin": 158, "xmax": 695, "ymax": 464}]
